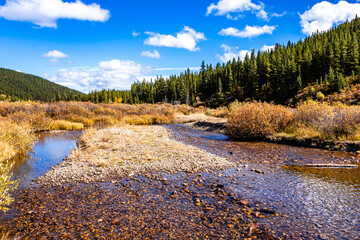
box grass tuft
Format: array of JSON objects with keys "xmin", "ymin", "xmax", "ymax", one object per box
[{"xmin": 49, "ymin": 120, "xmax": 84, "ymax": 131}]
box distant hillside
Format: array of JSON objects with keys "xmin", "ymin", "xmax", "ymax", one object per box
[{"xmin": 0, "ymin": 68, "xmax": 81, "ymax": 101}]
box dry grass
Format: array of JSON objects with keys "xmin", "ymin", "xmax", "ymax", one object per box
[
  {"xmin": 37, "ymin": 125, "xmax": 234, "ymax": 184},
  {"xmin": 0, "ymin": 119, "xmax": 35, "ymax": 212},
  {"xmin": 0, "ymin": 230, "xmax": 10, "ymax": 240},
  {"xmin": 205, "ymin": 106, "xmax": 230, "ymax": 118},
  {"xmin": 121, "ymin": 114, "xmax": 173, "ymax": 125},
  {"xmin": 227, "ymin": 101, "xmax": 294, "ymax": 139},
  {"xmin": 295, "ymin": 100, "xmax": 360, "ymax": 140},
  {"xmin": 49, "ymin": 120, "xmax": 84, "ymax": 131},
  {"xmin": 227, "ymin": 100, "xmax": 360, "ymax": 141},
  {"xmin": 0, "ymin": 101, "xmax": 200, "ymax": 131}
]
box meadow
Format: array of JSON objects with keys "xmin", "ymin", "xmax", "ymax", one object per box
[
  {"xmin": 2, "ymin": 99, "xmax": 360, "ymax": 213},
  {"xmin": 0, "ymin": 101, "xmax": 199, "ymax": 212}
]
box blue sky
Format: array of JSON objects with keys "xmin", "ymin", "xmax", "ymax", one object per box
[{"xmin": 1, "ymin": 0, "xmax": 360, "ymax": 93}]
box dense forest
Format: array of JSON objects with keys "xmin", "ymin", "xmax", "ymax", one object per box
[
  {"xmin": 1, "ymin": 18, "xmax": 360, "ymax": 105},
  {"xmin": 0, "ymin": 68, "xmax": 80, "ymax": 101},
  {"xmin": 78, "ymin": 17, "xmax": 360, "ymax": 106}
]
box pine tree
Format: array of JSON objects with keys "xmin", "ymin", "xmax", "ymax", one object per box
[
  {"xmin": 295, "ymin": 74, "xmax": 302, "ymax": 92},
  {"xmin": 216, "ymin": 77, "xmax": 225, "ymax": 105}
]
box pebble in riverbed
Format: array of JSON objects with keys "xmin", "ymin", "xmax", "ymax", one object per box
[
  {"xmin": 2, "ymin": 173, "xmax": 272, "ymax": 239},
  {"xmin": 36, "ymin": 125, "xmax": 234, "ymax": 185}
]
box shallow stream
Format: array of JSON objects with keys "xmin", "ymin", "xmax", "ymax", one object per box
[
  {"xmin": 165, "ymin": 124, "xmax": 360, "ymax": 239},
  {"xmin": 5, "ymin": 126, "xmax": 360, "ymax": 239},
  {"xmin": 11, "ymin": 131, "xmax": 82, "ymax": 188}
]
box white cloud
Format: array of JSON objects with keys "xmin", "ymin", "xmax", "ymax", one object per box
[
  {"xmin": 43, "ymin": 50, "xmax": 70, "ymax": 65},
  {"xmin": 0, "ymin": 0, "xmax": 110, "ymax": 28},
  {"xmin": 219, "ymin": 25, "xmax": 275, "ymax": 38},
  {"xmin": 141, "ymin": 50, "xmax": 160, "ymax": 59},
  {"xmin": 300, "ymin": 1, "xmax": 360, "ymax": 35},
  {"xmin": 271, "ymin": 11, "xmax": 286, "ymax": 18},
  {"xmin": 144, "ymin": 26, "xmax": 206, "ymax": 52},
  {"xmin": 217, "ymin": 44, "xmax": 250, "ymax": 62},
  {"xmin": 261, "ymin": 44, "xmax": 275, "ymax": 52},
  {"xmin": 154, "ymin": 67, "xmax": 201, "ymax": 71},
  {"xmin": 132, "ymin": 30, "xmax": 140, "ymax": 37},
  {"xmin": 43, "ymin": 50, "xmax": 69, "ymax": 59},
  {"xmin": 207, "ymin": 0, "xmax": 268, "ymax": 20},
  {"xmin": 48, "ymin": 59, "xmax": 152, "ymax": 92}
]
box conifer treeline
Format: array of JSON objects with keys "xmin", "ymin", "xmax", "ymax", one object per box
[{"xmin": 79, "ymin": 18, "xmax": 360, "ymax": 106}]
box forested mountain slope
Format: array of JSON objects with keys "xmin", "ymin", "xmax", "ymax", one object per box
[{"xmin": 0, "ymin": 68, "xmax": 80, "ymax": 101}]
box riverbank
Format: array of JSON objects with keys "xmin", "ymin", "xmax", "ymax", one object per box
[
  {"xmin": 2, "ymin": 124, "xmax": 359, "ymax": 239},
  {"xmin": 36, "ymin": 125, "xmax": 234, "ymax": 185},
  {"xmin": 2, "ymin": 125, "xmax": 270, "ymax": 239},
  {"xmin": 182, "ymin": 114, "xmax": 360, "ymax": 156}
]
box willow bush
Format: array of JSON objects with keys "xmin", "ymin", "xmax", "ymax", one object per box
[{"xmin": 0, "ymin": 120, "xmax": 35, "ymax": 212}]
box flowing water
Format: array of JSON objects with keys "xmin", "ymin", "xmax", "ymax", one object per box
[
  {"xmin": 4, "ymin": 126, "xmax": 360, "ymax": 239},
  {"xmin": 10, "ymin": 131, "xmax": 82, "ymax": 188},
  {"xmin": 165, "ymin": 124, "xmax": 360, "ymax": 239}
]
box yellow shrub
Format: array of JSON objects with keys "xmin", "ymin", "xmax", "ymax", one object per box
[
  {"xmin": 0, "ymin": 120, "xmax": 35, "ymax": 155},
  {"xmin": 121, "ymin": 114, "xmax": 172, "ymax": 125},
  {"xmin": 295, "ymin": 100, "xmax": 360, "ymax": 140},
  {"xmin": 227, "ymin": 101, "xmax": 293, "ymax": 139},
  {"xmin": 49, "ymin": 120, "xmax": 84, "ymax": 131},
  {"xmin": 0, "ymin": 120, "xmax": 35, "ymax": 213},
  {"xmin": 205, "ymin": 106, "xmax": 229, "ymax": 118}
]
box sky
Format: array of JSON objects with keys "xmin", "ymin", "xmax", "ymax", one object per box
[{"xmin": 1, "ymin": 0, "xmax": 360, "ymax": 93}]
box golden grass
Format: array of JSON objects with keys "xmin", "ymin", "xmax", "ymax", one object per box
[
  {"xmin": 0, "ymin": 230, "xmax": 10, "ymax": 240},
  {"xmin": 0, "ymin": 119, "xmax": 35, "ymax": 212},
  {"xmin": 121, "ymin": 114, "xmax": 173, "ymax": 125},
  {"xmin": 205, "ymin": 106, "xmax": 229, "ymax": 118},
  {"xmin": 227, "ymin": 101, "xmax": 294, "ymax": 139},
  {"xmin": 227, "ymin": 100, "xmax": 360, "ymax": 141},
  {"xmin": 49, "ymin": 120, "xmax": 84, "ymax": 131},
  {"xmin": 0, "ymin": 101, "xmax": 200, "ymax": 131},
  {"xmin": 0, "ymin": 120, "xmax": 35, "ymax": 157}
]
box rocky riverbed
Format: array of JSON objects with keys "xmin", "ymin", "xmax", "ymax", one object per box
[
  {"xmin": 36, "ymin": 125, "xmax": 234, "ymax": 185},
  {"xmin": 1, "ymin": 123, "xmax": 359, "ymax": 239}
]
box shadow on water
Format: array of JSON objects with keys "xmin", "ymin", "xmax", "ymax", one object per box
[{"xmin": 10, "ymin": 131, "xmax": 82, "ymax": 188}]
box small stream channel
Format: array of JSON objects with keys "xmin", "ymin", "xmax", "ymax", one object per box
[
  {"xmin": 165, "ymin": 124, "xmax": 360, "ymax": 239},
  {"xmin": 6, "ymin": 126, "xmax": 360, "ymax": 239},
  {"xmin": 11, "ymin": 131, "xmax": 82, "ymax": 188}
]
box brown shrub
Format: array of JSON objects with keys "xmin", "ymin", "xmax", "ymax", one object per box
[
  {"xmin": 227, "ymin": 101, "xmax": 293, "ymax": 139},
  {"xmin": 295, "ymin": 100, "xmax": 360, "ymax": 140}
]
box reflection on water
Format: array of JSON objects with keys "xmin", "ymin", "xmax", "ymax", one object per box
[
  {"xmin": 165, "ymin": 124, "xmax": 360, "ymax": 239},
  {"xmin": 11, "ymin": 131, "xmax": 82, "ymax": 188}
]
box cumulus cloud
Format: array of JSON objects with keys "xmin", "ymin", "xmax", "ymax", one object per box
[
  {"xmin": 43, "ymin": 50, "xmax": 69, "ymax": 59},
  {"xmin": 300, "ymin": 1, "xmax": 360, "ymax": 35},
  {"xmin": 0, "ymin": 0, "xmax": 110, "ymax": 28},
  {"xmin": 219, "ymin": 25, "xmax": 275, "ymax": 38},
  {"xmin": 217, "ymin": 44, "xmax": 250, "ymax": 62},
  {"xmin": 48, "ymin": 59, "xmax": 152, "ymax": 92},
  {"xmin": 43, "ymin": 50, "xmax": 70, "ymax": 65},
  {"xmin": 141, "ymin": 50, "xmax": 160, "ymax": 59},
  {"xmin": 144, "ymin": 26, "xmax": 206, "ymax": 52},
  {"xmin": 261, "ymin": 44, "xmax": 275, "ymax": 52},
  {"xmin": 207, "ymin": 0, "xmax": 268, "ymax": 20}
]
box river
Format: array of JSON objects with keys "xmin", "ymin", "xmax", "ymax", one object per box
[{"xmin": 3, "ymin": 126, "xmax": 360, "ymax": 239}]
